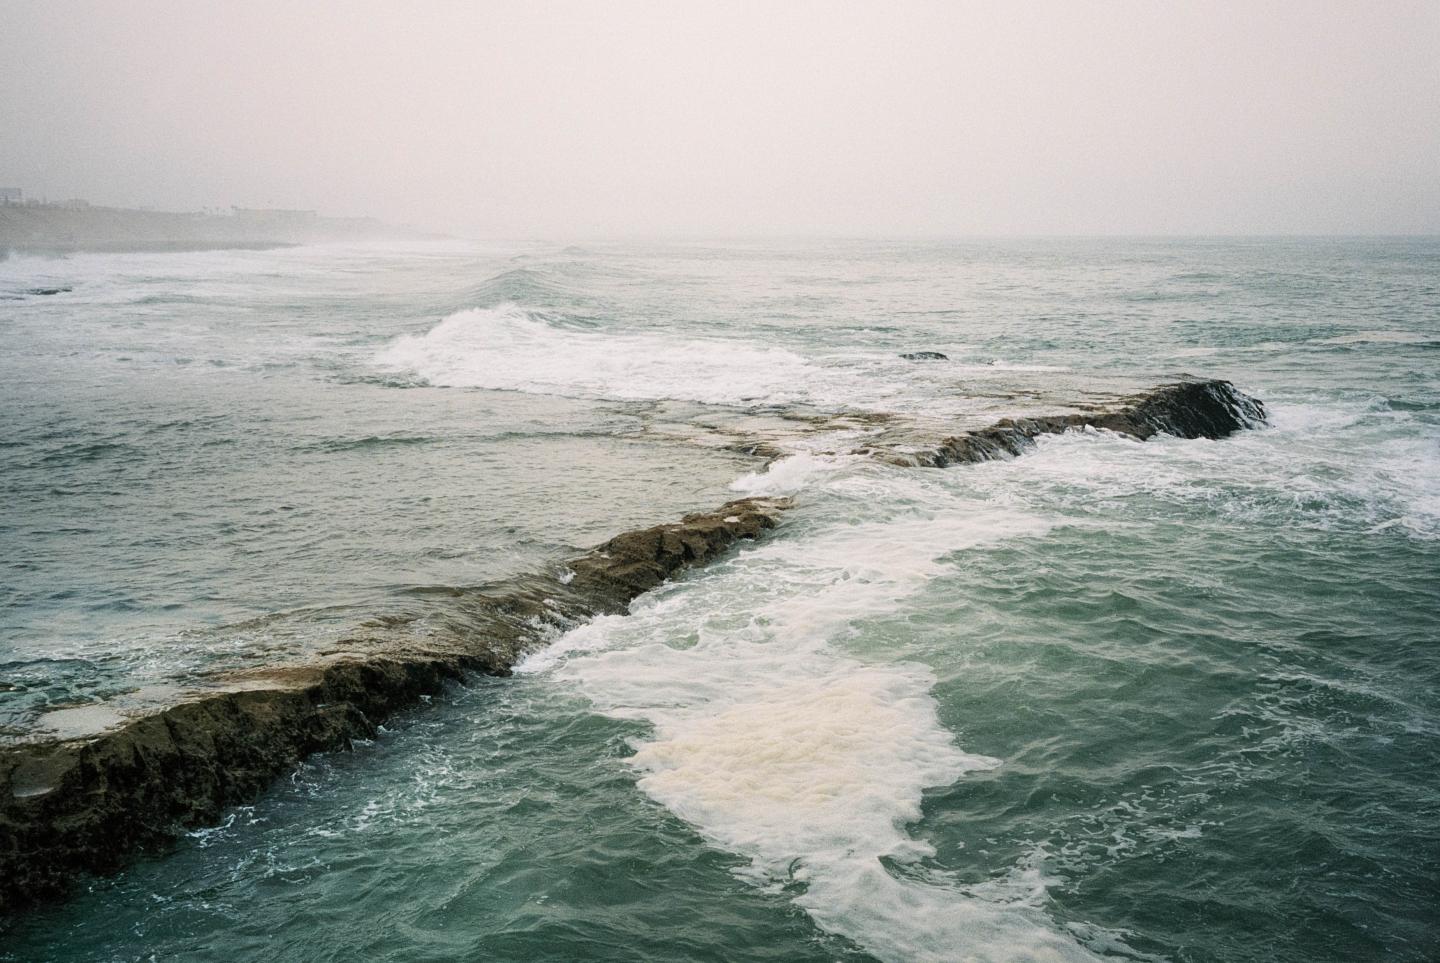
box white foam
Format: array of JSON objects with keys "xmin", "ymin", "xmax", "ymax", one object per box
[
  {"xmin": 729, "ymin": 451, "xmax": 856, "ymax": 496},
  {"xmin": 375, "ymin": 305, "xmax": 881, "ymax": 407},
  {"xmin": 373, "ymin": 304, "xmax": 1002, "ymax": 414},
  {"xmin": 525, "ymin": 459, "xmax": 1105, "ymax": 962},
  {"xmin": 633, "ymin": 667, "xmax": 989, "ymax": 861},
  {"xmin": 957, "ymin": 396, "xmax": 1440, "ymax": 541}
]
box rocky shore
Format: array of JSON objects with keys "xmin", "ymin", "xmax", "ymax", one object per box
[{"xmin": 0, "ymin": 378, "xmax": 1264, "ymax": 914}]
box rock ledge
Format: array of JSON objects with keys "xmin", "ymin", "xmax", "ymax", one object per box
[{"xmin": 0, "ymin": 378, "xmax": 1266, "ymax": 914}]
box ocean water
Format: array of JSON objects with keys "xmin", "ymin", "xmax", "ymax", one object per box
[{"xmin": 1, "ymin": 238, "xmax": 1437, "ymax": 961}]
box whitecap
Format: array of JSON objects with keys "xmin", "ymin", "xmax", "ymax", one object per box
[{"xmin": 374, "ymin": 304, "xmax": 873, "ymax": 408}]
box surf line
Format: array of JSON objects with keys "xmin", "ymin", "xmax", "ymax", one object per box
[{"xmin": 0, "ymin": 377, "xmax": 1263, "ymax": 914}]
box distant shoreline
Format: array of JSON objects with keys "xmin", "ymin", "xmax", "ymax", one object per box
[
  {"xmin": 1, "ymin": 240, "xmax": 298, "ymax": 258},
  {"xmin": 0, "ymin": 202, "xmax": 426, "ymax": 255}
]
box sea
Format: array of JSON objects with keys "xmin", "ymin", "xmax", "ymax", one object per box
[{"xmin": 1, "ymin": 238, "xmax": 1437, "ymax": 962}]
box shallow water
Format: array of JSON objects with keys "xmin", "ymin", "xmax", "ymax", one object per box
[{"xmin": 2, "ymin": 238, "xmax": 1437, "ymax": 961}]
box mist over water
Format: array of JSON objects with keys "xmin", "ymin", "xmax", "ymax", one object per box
[
  {"xmin": 3, "ymin": 2, "xmax": 1438, "ymax": 235},
  {"xmin": 1, "ymin": 238, "xmax": 1437, "ymax": 961}
]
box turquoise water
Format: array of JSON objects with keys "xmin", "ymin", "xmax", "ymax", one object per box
[{"xmin": 2, "ymin": 239, "xmax": 1437, "ymax": 961}]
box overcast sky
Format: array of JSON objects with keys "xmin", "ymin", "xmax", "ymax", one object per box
[{"xmin": 2, "ymin": 1, "xmax": 1437, "ymax": 236}]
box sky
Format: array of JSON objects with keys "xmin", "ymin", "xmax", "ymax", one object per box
[{"xmin": 2, "ymin": 0, "xmax": 1437, "ymax": 237}]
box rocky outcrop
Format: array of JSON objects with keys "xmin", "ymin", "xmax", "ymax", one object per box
[
  {"xmin": 0, "ymin": 497, "xmax": 791, "ymax": 914},
  {"xmin": 0, "ymin": 377, "xmax": 1266, "ymax": 914},
  {"xmin": 869, "ymin": 378, "xmax": 1265, "ymax": 468},
  {"xmin": 900, "ymin": 351, "xmax": 949, "ymax": 361}
]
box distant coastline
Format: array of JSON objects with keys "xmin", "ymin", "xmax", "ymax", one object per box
[{"xmin": 0, "ymin": 201, "xmax": 430, "ymax": 255}]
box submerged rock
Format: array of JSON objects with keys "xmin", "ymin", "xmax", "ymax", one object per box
[{"xmin": 900, "ymin": 351, "xmax": 948, "ymax": 361}]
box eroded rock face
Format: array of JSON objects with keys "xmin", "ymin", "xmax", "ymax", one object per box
[{"xmin": 0, "ymin": 378, "xmax": 1266, "ymax": 914}]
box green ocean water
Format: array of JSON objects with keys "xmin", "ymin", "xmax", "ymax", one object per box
[{"xmin": 1, "ymin": 239, "xmax": 1437, "ymax": 961}]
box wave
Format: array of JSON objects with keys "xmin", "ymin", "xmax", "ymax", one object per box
[
  {"xmin": 373, "ymin": 304, "xmax": 1115, "ymax": 416},
  {"xmin": 375, "ymin": 304, "xmax": 886, "ymax": 408},
  {"xmin": 462, "ymin": 265, "xmax": 573, "ymax": 305}
]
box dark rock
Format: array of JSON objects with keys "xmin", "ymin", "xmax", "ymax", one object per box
[
  {"xmin": 900, "ymin": 351, "xmax": 948, "ymax": 361},
  {"xmin": 877, "ymin": 378, "xmax": 1266, "ymax": 468}
]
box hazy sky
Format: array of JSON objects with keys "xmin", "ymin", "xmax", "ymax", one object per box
[{"xmin": 3, "ymin": 1, "xmax": 1437, "ymax": 236}]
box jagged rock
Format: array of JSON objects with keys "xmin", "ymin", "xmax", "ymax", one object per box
[{"xmin": 900, "ymin": 351, "xmax": 948, "ymax": 361}]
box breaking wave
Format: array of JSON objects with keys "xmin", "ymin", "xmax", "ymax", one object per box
[{"xmin": 375, "ymin": 305, "xmax": 873, "ymax": 407}]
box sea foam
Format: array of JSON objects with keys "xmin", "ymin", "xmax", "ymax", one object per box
[
  {"xmin": 728, "ymin": 451, "xmax": 859, "ymax": 496},
  {"xmin": 372, "ymin": 304, "xmax": 1003, "ymax": 413},
  {"xmin": 523, "ymin": 456, "xmax": 1105, "ymax": 962},
  {"xmin": 375, "ymin": 304, "xmax": 868, "ymax": 407}
]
